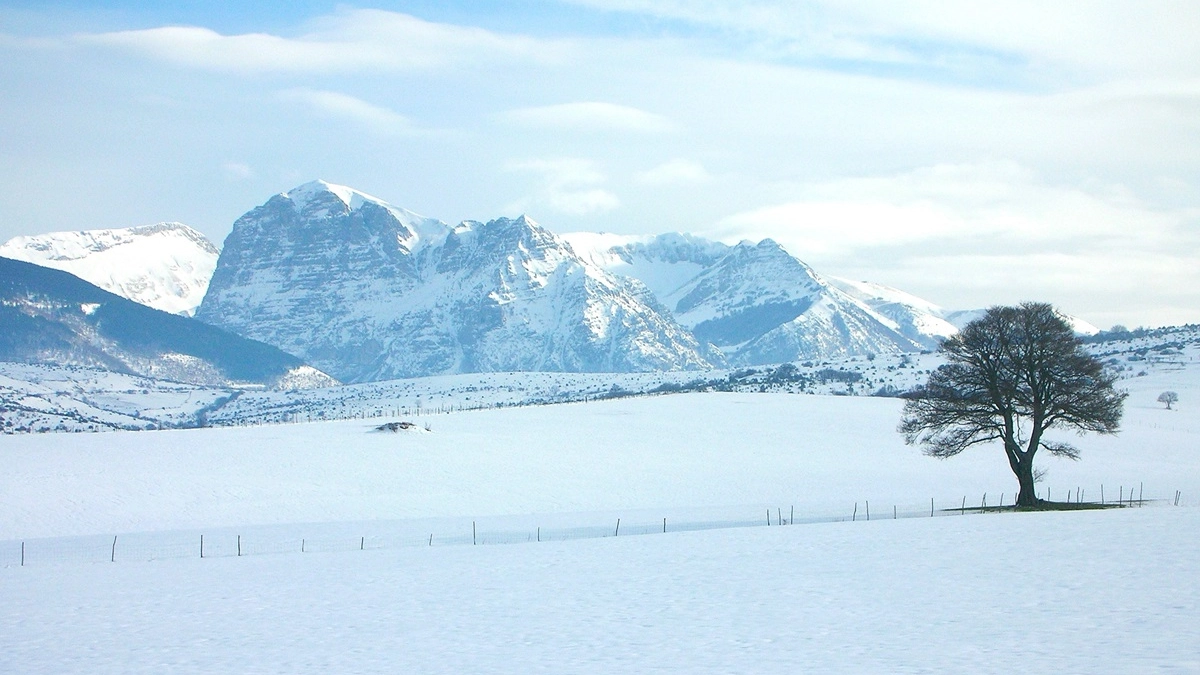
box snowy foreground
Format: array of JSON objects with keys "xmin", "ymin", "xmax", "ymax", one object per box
[
  {"xmin": 2, "ymin": 379, "xmax": 1198, "ymax": 672},
  {"xmin": 2, "ymin": 509, "xmax": 1197, "ymax": 673}
]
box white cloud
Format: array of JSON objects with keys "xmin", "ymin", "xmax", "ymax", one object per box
[
  {"xmin": 222, "ymin": 162, "xmax": 255, "ymax": 181},
  {"xmin": 501, "ymin": 102, "xmax": 675, "ymax": 134},
  {"xmin": 279, "ymin": 89, "xmax": 416, "ymax": 137},
  {"xmin": 708, "ymin": 161, "xmax": 1200, "ymax": 327},
  {"xmin": 634, "ymin": 159, "xmax": 712, "ymax": 186},
  {"xmin": 564, "ymin": 1, "xmax": 1200, "ymax": 81},
  {"xmin": 72, "ymin": 9, "xmax": 565, "ymax": 74},
  {"xmin": 507, "ymin": 158, "xmax": 620, "ymax": 216},
  {"xmin": 715, "ymin": 161, "xmax": 1181, "ymax": 256}
]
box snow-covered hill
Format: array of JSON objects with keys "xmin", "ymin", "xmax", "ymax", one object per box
[
  {"xmin": 196, "ymin": 181, "xmax": 712, "ymax": 382},
  {"xmin": 0, "ymin": 223, "xmax": 219, "ymax": 316},
  {"xmin": 0, "ymin": 257, "xmax": 335, "ymax": 395}
]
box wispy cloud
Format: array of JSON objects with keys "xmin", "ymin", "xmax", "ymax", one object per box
[
  {"xmin": 715, "ymin": 161, "xmax": 1182, "ymax": 256},
  {"xmin": 561, "ymin": 0, "xmax": 1200, "ymax": 85},
  {"xmin": 279, "ymin": 89, "xmax": 416, "ymax": 137},
  {"xmin": 501, "ymin": 102, "xmax": 675, "ymax": 134},
  {"xmin": 634, "ymin": 159, "xmax": 712, "ymax": 186},
  {"xmin": 506, "ymin": 158, "xmax": 620, "ymax": 216},
  {"xmin": 72, "ymin": 9, "xmax": 566, "ymax": 74},
  {"xmin": 221, "ymin": 162, "xmax": 255, "ymax": 181}
]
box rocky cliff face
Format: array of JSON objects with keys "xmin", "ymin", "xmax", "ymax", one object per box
[{"xmin": 196, "ymin": 181, "xmax": 713, "ymax": 382}]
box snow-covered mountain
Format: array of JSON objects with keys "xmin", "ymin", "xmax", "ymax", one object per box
[
  {"xmin": 0, "ymin": 223, "xmax": 220, "ymax": 316},
  {"xmin": 567, "ymin": 233, "xmax": 932, "ymax": 364},
  {"xmin": 0, "ymin": 256, "xmax": 335, "ymax": 389},
  {"xmin": 830, "ymin": 279, "xmax": 1101, "ymax": 338},
  {"xmin": 196, "ymin": 181, "xmax": 713, "ymax": 382},
  {"xmin": 828, "ymin": 277, "xmax": 959, "ymax": 344}
]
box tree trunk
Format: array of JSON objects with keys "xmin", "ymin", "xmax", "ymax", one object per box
[{"xmin": 1014, "ymin": 459, "xmax": 1039, "ymax": 506}]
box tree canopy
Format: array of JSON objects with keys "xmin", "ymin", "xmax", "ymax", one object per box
[
  {"xmin": 1157, "ymin": 391, "xmax": 1178, "ymax": 409},
  {"xmin": 899, "ymin": 302, "xmax": 1126, "ymax": 506}
]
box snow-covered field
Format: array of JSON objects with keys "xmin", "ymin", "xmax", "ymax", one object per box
[
  {"xmin": 3, "ymin": 507, "xmax": 1197, "ymax": 674},
  {"xmin": 1, "ymin": 347, "xmax": 1197, "ymax": 672}
]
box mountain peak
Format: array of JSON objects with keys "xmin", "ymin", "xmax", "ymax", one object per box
[{"xmin": 285, "ymin": 179, "xmax": 383, "ymax": 213}]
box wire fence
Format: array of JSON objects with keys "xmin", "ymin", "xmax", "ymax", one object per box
[{"xmin": 0, "ymin": 486, "xmax": 1184, "ymax": 569}]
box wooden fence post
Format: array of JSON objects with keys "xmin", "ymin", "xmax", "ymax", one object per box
[{"xmin": 111, "ymin": 536, "xmax": 117, "ymax": 563}]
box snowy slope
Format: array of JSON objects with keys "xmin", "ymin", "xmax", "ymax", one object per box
[
  {"xmin": 829, "ymin": 277, "xmax": 959, "ymax": 343},
  {"xmin": 0, "ymin": 223, "xmax": 219, "ymax": 315},
  {"xmin": 197, "ymin": 181, "xmax": 712, "ymax": 381},
  {"xmin": 0, "ymin": 257, "xmax": 335, "ymax": 392},
  {"xmin": 562, "ymin": 231, "xmax": 731, "ymax": 299},
  {"xmin": 570, "ymin": 232, "xmax": 934, "ymax": 363},
  {"xmin": 664, "ymin": 239, "xmax": 927, "ymax": 363}
]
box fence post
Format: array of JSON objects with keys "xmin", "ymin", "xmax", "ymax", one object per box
[
  {"xmin": 200, "ymin": 535, "xmax": 204, "ymax": 559},
  {"xmin": 866, "ymin": 501, "xmax": 870, "ymax": 521},
  {"xmin": 893, "ymin": 505, "xmax": 897, "ymax": 520},
  {"xmin": 473, "ymin": 522, "xmax": 476, "ymax": 546},
  {"xmin": 766, "ymin": 509, "xmax": 770, "ymax": 526},
  {"xmin": 852, "ymin": 502, "xmax": 857, "ymax": 522},
  {"xmin": 931, "ymin": 498, "xmax": 934, "ymax": 517},
  {"xmin": 663, "ymin": 518, "xmax": 666, "ymax": 533},
  {"xmin": 237, "ymin": 535, "xmax": 241, "ymax": 557},
  {"xmin": 21, "ymin": 541, "xmax": 24, "ymax": 567},
  {"xmin": 614, "ymin": 519, "xmax": 620, "ymax": 537},
  {"xmin": 790, "ymin": 506, "xmax": 794, "ymax": 525},
  {"xmin": 111, "ymin": 536, "xmax": 117, "ymax": 563},
  {"xmin": 360, "ymin": 537, "xmax": 364, "ymax": 551},
  {"xmin": 961, "ymin": 496, "xmax": 966, "ymax": 515},
  {"xmin": 302, "ymin": 539, "xmax": 305, "ymax": 553}
]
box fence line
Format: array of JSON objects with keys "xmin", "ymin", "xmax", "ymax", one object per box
[{"xmin": 0, "ymin": 488, "xmax": 1182, "ymax": 569}]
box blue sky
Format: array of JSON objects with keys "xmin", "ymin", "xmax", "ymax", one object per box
[{"xmin": 2, "ymin": 1, "xmax": 1199, "ymax": 327}]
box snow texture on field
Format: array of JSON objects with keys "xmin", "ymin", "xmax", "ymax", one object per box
[
  {"xmin": 1, "ymin": 329, "xmax": 1196, "ymax": 673},
  {"xmin": 2, "ymin": 507, "xmax": 1197, "ymax": 674},
  {"xmin": 2, "ymin": 378, "xmax": 1196, "ymax": 542}
]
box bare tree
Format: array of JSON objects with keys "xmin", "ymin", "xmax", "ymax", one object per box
[
  {"xmin": 1157, "ymin": 391, "xmax": 1179, "ymax": 410},
  {"xmin": 900, "ymin": 302, "xmax": 1126, "ymax": 506}
]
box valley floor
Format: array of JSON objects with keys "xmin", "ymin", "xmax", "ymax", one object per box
[{"xmin": 1, "ymin": 379, "xmax": 1197, "ymax": 673}]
